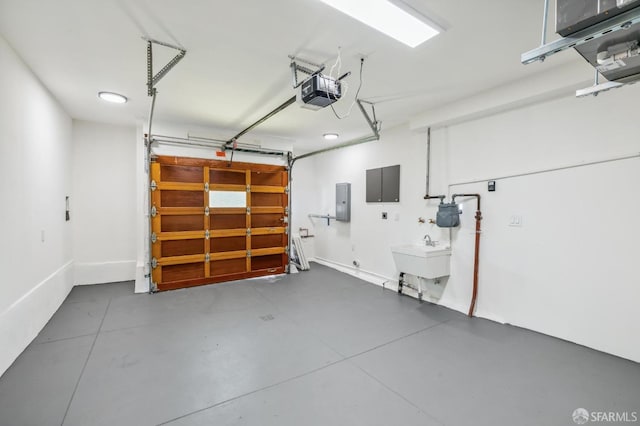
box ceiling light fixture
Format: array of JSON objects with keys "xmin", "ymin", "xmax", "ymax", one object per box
[
  {"xmin": 98, "ymin": 91, "xmax": 128, "ymax": 104},
  {"xmin": 323, "ymin": 133, "xmax": 339, "ymax": 140},
  {"xmin": 319, "ymin": 0, "xmax": 441, "ymax": 48}
]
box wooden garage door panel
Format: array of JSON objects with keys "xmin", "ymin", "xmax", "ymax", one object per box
[
  {"xmin": 251, "ymin": 254, "xmax": 282, "ymax": 270},
  {"xmin": 161, "ymin": 165, "xmax": 202, "ymax": 183},
  {"xmin": 210, "ymin": 236, "xmax": 246, "ymax": 253},
  {"xmin": 161, "ymin": 215, "xmax": 204, "ymax": 232},
  {"xmin": 252, "ymin": 193, "xmax": 282, "ymax": 207},
  {"xmin": 251, "ymin": 171, "xmax": 283, "ymax": 186},
  {"xmin": 161, "ymin": 191, "xmax": 204, "ymax": 207},
  {"xmin": 252, "ymin": 214, "xmax": 283, "ymax": 228},
  {"xmin": 251, "ymin": 234, "xmax": 284, "ymax": 249},
  {"xmin": 151, "ymin": 157, "xmax": 288, "ymax": 291},
  {"xmin": 210, "ymin": 214, "xmax": 246, "ymax": 229},
  {"xmin": 162, "ymin": 239, "xmax": 205, "ymax": 257},
  {"xmin": 210, "ymin": 169, "xmax": 245, "ymax": 185},
  {"xmin": 163, "ymin": 262, "xmax": 205, "ymax": 282},
  {"xmin": 211, "ymin": 258, "xmax": 246, "ymax": 275}
]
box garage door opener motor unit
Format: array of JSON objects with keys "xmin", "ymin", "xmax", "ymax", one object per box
[{"xmin": 298, "ymin": 73, "xmax": 342, "ymax": 110}]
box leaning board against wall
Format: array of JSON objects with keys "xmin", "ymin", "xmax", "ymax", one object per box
[{"xmin": 150, "ymin": 156, "xmax": 289, "ymax": 291}]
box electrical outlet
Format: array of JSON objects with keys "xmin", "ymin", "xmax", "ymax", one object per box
[{"xmin": 382, "ymin": 212, "xmax": 388, "ymax": 220}]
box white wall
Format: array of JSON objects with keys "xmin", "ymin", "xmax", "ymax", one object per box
[
  {"xmin": 435, "ymin": 85, "xmax": 640, "ymax": 363},
  {"xmin": 293, "ymin": 124, "xmax": 443, "ymax": 283},
  {"xmin": 0, "ymin": 35, "xmax": 74, "ymax": 375},
  {"xmin": 293, "ymin": 82, "xmax": 640, "ymax": 363},
  {"xmin": 72, "ymin": 120, "xmax": 137, "ymax": 285}
]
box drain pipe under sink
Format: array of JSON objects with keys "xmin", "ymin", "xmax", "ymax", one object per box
[{"xmin": 452, "ymin": 193, "xmax": 482, "ymax": 317}]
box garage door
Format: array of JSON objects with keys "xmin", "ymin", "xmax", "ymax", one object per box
[{"xmin": 150, "ymin": 156, "xmax": 288, "ymax": 291}]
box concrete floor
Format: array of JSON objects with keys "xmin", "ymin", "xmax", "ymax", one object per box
[{"xmin": 0, "ymin": 264, "xmax": 638, "ymax": 426}]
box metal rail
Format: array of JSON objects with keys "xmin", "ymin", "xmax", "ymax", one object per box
[
  {"xmin": 293, "ymin": 134, "xmax": 379, "ymax": 162},
  {"xmin": 308, "ymin": 214, "xmax": 337, "ymax": 226},
  {"xmin": 226, "ymin": 96, "xmax": 297, "ymax": 147},
  {"xmin": 521, "ymin": 7, "xmax": 640, "ymax": 64},
  {"xmin": 150, "ymin": 135, "xmax": 288, "ymax": 156}
]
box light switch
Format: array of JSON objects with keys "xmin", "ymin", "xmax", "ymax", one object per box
[{"xmin": 509, "ymin": 215, "xmax": 523, "ymax": 227}]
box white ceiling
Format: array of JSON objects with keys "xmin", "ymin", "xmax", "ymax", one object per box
[{"xmin": 0, "ymin": 0, "xmax": 581, "ymax": 151}]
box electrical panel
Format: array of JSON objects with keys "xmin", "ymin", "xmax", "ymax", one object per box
[
  {"xmin": 366, "ymin": 168, "xmax": 383, "ymax": 202},
  {"xmin": 381, "ymin": 165, "xmax": 400, "ymax": 202},
  {"xmin": 366, "ymin": 165, "xmax": 400, "ymax": 203},
  {"xmin": 336, "ymin": 183, "xmax": 351, "ymax": 222}
]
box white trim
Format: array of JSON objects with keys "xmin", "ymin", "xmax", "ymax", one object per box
[
  {"xmin": 0, "ymin": 261, "xmax": 74, "ymax": 376},
  {"xmin": 312, "ymin": 257, "xmax": 393, "ymax": 287},
  {"xmin": 74, "ymin": 260, "xmax": 136, "ymax": 286},
  {"xmin": 311, "ymin": 258, "xmax": 509, "ymax": 323},
  {"xmin": 1, "ymin": 261, "xmax": 72, "ymax": 316},
  {"xmin": 134, "ymin": 263, "xmax": 149, "ymax": 294}
]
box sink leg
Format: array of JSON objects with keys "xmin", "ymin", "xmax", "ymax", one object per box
[
  {"xmin": 398, "ymin": 273, "xmax": 404, "ymax": 294},
  {"xmin": 417, "ymin": 277, "xmax": 423, "ymax": 302}
]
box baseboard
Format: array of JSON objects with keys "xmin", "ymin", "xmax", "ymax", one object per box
[
  {"xmin": 310, "ymin": 257, "xmax": 498, "ymax": 320},
  {"xmin": 134, "ymin": 263, "xmax": 149, "ymax": 294},
  {"xmin": 74, "ymin": 260, "xmax": 136, "ymax": 286},
  {"xmin": 0, "ymin": 261, "xmax": 74, "ymax": 377},
  {"xmin": 313, "ymin": 257, "xmax": 396, "ymax": 288}
]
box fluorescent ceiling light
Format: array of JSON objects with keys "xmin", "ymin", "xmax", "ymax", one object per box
[
  {"xmin": 323, "ymin": 133, "xmax": 339, "ymax": 140},
  {"xmin": 98, "ymin": 91, "xmax": 128, "ymax": 104},
  {"xmin": 319, "ymin": 0, "xmax": 441, "ymax": 48}
]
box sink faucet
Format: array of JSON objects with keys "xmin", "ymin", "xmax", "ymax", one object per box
[{"xmin": 423, "ymin": 234, "xmax": 435, "ymax": 247}]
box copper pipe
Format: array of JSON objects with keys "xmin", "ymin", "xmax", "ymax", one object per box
[
  {"xmin": 468, "ymin": 209, "xmax": 482, "ymax": 316},
  {"xmin": 452, "ymin": 194, "xmax": 482, "ymax": 317}
]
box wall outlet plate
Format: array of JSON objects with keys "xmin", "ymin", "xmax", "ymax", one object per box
[
  {"xmin": 382, "ymin": 212, "xmax": 388, "ymax": 219},
  {"xmin": 509, "ymin": 215, "xmax": 523, "ymax": 227}
]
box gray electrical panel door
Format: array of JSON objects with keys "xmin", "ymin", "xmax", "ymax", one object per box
[
  {"xmin": 366, "ymin": 165, "xmax": 400, "ymax": 202},
  {"xmin": 336, "ymin": 183, "xmax": 351, "ymax": 222},
  {"xmin": 381, "ymin": 165, "xmax": 400, "ymax": 202},
  {"xmin": 366, "ymin": 168, "xmax": 382, "ymax": 202}
]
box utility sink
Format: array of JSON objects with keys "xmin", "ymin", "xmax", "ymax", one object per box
[{"xmin": 391, "ymin": 243, "xmax": 452, "ymax": 279}]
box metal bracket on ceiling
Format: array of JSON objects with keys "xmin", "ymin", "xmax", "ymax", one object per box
[
  {"xmin": 356, "ymin": 100, "xmax": 382, "ymax": 140},
  {"xmin": 576, "ymin": 69, "xmax": 626, "ymax": 97},
  {"xmin": 521, "ymin": 4, "xmax": 640, "ymax": 65},
  {"xmin": 144, "ymin": 37, "xmax": 187, "ymax": 97},
  {"xmin": 289, "ymin": 55, "xmax": 326, "ymax": 88},
  {"xmin": 144, "ymin": 38, "xmax": 187, "ymax": 149}
]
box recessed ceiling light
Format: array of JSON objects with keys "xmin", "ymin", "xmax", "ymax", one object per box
[
  {"xmin": 319, "ymin": 0, "xmax": 442, "ymax": 48},
  {"xmin": 323, "ymin": 133, "xmax": 339, "ymax": 140},
  {"xmin": 98, "ymin": 91, "xmax": 128, "ymax": 104}
]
